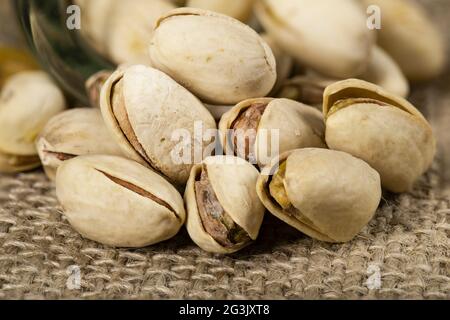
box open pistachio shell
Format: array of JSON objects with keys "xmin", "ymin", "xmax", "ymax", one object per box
[
  {"xmin": 56, "ymin": 155, "xmax": 186, "ymax": 248},
  {"xmin": 36, "ymin": 108, "xmax": 124, "ymax": 181},
  {"xmin": 255, "ymin": 0, "xmax": 375, "ymax": 78},
  {"xmin": 149, "ymin": 8, "xmax": 277, "ymax": 105},
  {"xmin": 257, "ymin": 148, "xmax": 382, "ymax": 243},
  {"xmin": 0, "ymin": 71, "xmax": 66, "ymax": 162},
  {"xmin": 186, "ymin": 0, "xmax": 255, "ymax": 22},
  {"xmin": 85, "ymin": 70, "xmax": 113, "ymax": 108},
  {"xmin": 185, "ymin": 156, "xmax": 265, "ymax": 254},
  {"xmin": 324, "ymin": 79, "xmax": 436, "ymax": 193},
  {"xmin": 361, "ymin": 0, "xmax": 446, "ymax": 82},
  {"xmin": 100, "ymin": 65, "xmax": 217, "ymax": 187},
  {"xmin": 219, "ymin": 98, "xmax": 326, "ymax": 168}
]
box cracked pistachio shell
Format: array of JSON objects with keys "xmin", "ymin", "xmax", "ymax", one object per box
[
  {"xmin": 85, "ymin": 70, "xmax": 113, "ymax": 108},
  {"xmin": 0, "ymin": 71, "xmax": 66, "ymax": 158},
  {"xmin": 56, "ymin": 155, "xmax": 186, "ymax": 248},
  {"xmin": 361, "ymin": 0, "xmax": 446, "ymax": 82},
  {"xmin": 148, "ymin": 8, "xmax": 277, "ymax": 105},
  {"xmin": 219, "ymin": 98, "xmax": 326, "ymax": 168},
  {"xmin": 185, "ymin": 156, "xmax": 265, "ymax": 254},
  {"xmin": 74, "ymin": 0, "xmax": 175, "ymax": 64},
  {"xmin": 257, "ymin": 149, "xmax": 382, "ymax": 243},
  {"xmin": 255, "ymin": 0, "xmax": 375, "ymax": 78},
  {"xmin": 186, "ymin": 0, "xmax": 255, "ymax": 22},
  {"xmin": 36, "ymin": 108, "xmax": 123, "ymax": 181},
  {"xmin": 100, "ymin": 65, "xmax": 217, "ymax": 186},
  {"xmin": 323, "ymin": 79, "xmax": 436, "ymax": 193}
]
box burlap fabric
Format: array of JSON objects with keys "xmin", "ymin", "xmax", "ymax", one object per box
[{"xmin": 0, "ymin": 1, "xmax": 449, "ymax": 300}]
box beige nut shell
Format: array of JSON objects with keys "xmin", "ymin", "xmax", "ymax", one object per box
[
  {"xmin": 74, "ymin": 0, "xmax": 175, "ymax": 65},
  {"xmin": 148, "ymin": 8, "xmax": 277, "ymax": 105},
  {"xmin": 186, "ymin": 0, "xmax": 255, "ymax": 22},
  {"xmin": 0, "ymin": 153, "xmax": 40, "ymax": 173},
  {"xmin": 56, "ymin": 155, "xmax": 186, "ymax": 248},
  {"xmin": 361, "ymin": 46, "xmax": 409, "ymax": 98},
  {"xmin": 323, "ymin": 79, "xmax": 436, "ymax": 193},
  {"xmin": 185, "ymin": 156, "xmax": 265, "ymax": 254},
  {"xmin": 361, "ymin": 0, "xmax": 446, "ymax": 82},
  {"xmin": 255, "ymin": 0, "xmax": 375, "ymax": 78},
  {"xmin": 0, "ymin": 71, "xmax": 66, "ymax": 156},
  {"xmin": 219, "ymin": 98, "xmax": 326, "ymax": 168},
  {"xmin": 36, "ymin": 108, "xmax": 123, "ymax": 180},
  {"xmin": 100, "ymin": 65, "xmax": 217, "ymax": 186},
  {"xmin": 257, "ymin": 149, "xmax": 382, "ymax": 243}
]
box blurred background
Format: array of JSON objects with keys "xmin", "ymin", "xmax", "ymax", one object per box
[{"xmin": 0, "ymin": 0, "xmax": 450, "ymax": 193}]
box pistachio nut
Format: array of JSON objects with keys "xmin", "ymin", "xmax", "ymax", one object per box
[
  {"xmin": 36, "ymin": 108, "xmax": 124, "ymax": 180},
  {"xmin": 323, "ymin": 79, "xmax": 436, "ymax": 193},
  {"xmin": 100, "ymin": 65, "xmax": 217, "ymax": 186},
  {"xmin": 0, "ymin": 47, "xmax": 38, "ymax": 88},
  {"xmin": 185, "ymin": 156, "xmax": 265, "ymax": 254},
  {"xmin": 0, "ymin": 152, "xmax": 40, "ymax": 174},
  {"xmin": 255, "ymin": 0, "xmax": 375, "ymax": 78},
  {"xmin": 0, "ymin": 71, "xmax": 66, "ymax": 173},
  {"xmin": 257, "ymin": 148, "xmax": 382, "ymax": 243},
  {"xmin": 148, "ymin": 8, "xmax": 277, "ymax": 105},
  {"xmin": 74, "ymin": 0, "xmax": 175, "ymax": 64},
  {"xmin": 360, "ymin": 46, "xmax": 409, "ymax": 98},
  {"xmin": 280, "ymin": 45, "xmax": 409, "ymax": 105},
  {"xmin": 186, "ymin": 0, "xmax": 255, "ymax": 22},
  {"xmin": 219, "ymin": 98, "xmax": 326, "ymax": 167},
  {"xmin": 260, "ymin": 33, "xmax": 294, "ymax": 96},
  {"xmin": 361, "ymin": 0, "xmax": 446, "ymax": 82},
  {"xmin": 56, "ymin": 155, "xmax": 186, "ymax": 247}
]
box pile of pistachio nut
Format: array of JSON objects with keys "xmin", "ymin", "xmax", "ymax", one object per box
[{"xmin": 0, "ymin": 0, "xmax": 444, "ymax": 254}]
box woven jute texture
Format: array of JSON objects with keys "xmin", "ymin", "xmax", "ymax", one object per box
[{"xmin": 0, "ymin": 1, "xmax": 449, "ymax": 300}]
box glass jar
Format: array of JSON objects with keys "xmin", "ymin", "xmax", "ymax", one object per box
[{"xmin": 13, "ymin": 0, "xmax": 114, "ymax": 105}]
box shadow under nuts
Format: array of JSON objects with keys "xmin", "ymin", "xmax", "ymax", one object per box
[
  {"xmin": 100, "ymin": 65, "xmax": 217, "ymax": 187},
  {"xmin": 36, "ymin": 108, "xmax": 124, "ymax": 180},
  {"xmin": 219, "ymin": 98, "xmax": 326, "ymax": 168},
  {"xmin": 257, "ymin": 149, "xmax": 382, "ymax": 243},
  {"xmin": 185, "ymin": 156, "xmax": 265, "ymax": 254},
  {"xmin": 323, "ymin": 79, "xmax": 436, "ymax": 193},
  {"xmin": 0, "ymin": 71, "xmax": 66, "ymax": 173},
  {"xmin": 56, "ymin": 155, "xmax": 186, "ymax": 248},
  {"xmin": 148, "ymin": 8, "xmax": 277, "ymax": 105}
]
